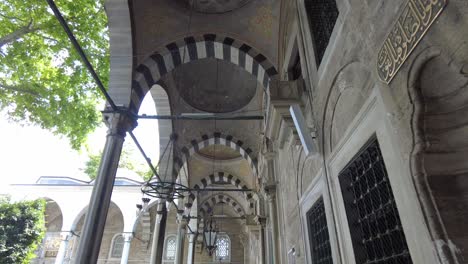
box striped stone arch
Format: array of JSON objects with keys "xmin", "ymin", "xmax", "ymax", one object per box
[
  {"xmin": 173, "ymin": 133, "xmax": 258, "ymax": 180},
  {"xmin": 130, "ymin": 33, "xmax": 278, "ymax": 112},
  {"xmin": 185, "ymin": 172, "xmax": 256, "ymax": 211},
  {"xmin": 199, "ymin": 193, "xmax": 246, "ymax": 217}
]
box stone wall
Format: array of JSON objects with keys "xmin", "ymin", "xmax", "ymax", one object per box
[{"xmin": 271, "ymin": 0, "xmax": 468, "ymax": 263}]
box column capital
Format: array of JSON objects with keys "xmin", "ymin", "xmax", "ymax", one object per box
[
  {"xmin": 177, "ymin": 213, "xmax": 189, "ymax": 226},
  {"xmin": 263, "ymin": 182, "xmax": 277, "ymax": 199},
  {"xmin": 156, "ymin": 199, "xmax": 167, "ymax": 214},
  {"xmin": 253, "ymin": 215, "xmax": 267, "ymax": 227},
  {"xmin": 102, "ymin": 110, "xmax": 137, "ymax": 137}
]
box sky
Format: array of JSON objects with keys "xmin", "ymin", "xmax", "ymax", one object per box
[{"xmin": 0, "ymin": 93, "xmax": 159, "ymax": 192}]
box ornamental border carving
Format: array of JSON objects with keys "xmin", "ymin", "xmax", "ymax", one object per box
[{"xmin": 377, "ymin": 0, "xmax": 447, "ymax": 84}]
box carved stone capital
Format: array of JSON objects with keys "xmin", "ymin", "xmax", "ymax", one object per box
[
  {"xmin": 253, "ymin": 215, "xmax": 267, "ymax": 227},
  {"xmin": 263, "ymin": 183, "xmax": 277, "ymax": 200},
  {"xmin": 102, "ymin": 110, "xmax": 137, "ymax": 137},
  {"xmin": 177, "ymin": 212, "xmax": 189, "ymax": 226}
]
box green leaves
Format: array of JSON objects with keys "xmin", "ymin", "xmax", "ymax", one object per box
[
  {"xmin": 0, "ymin": 198, "xmax": 46, "ymax": 264},
  {"xmin": 0, "ymin": 0, "xmax": 109, "ymax": 149},
  {"xmin": 83, "ymin": 147, "xmax": 154, "ymax": 181}
]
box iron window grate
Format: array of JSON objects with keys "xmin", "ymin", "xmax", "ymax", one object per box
[
  {"xmin": 307, "ymin": 197, "xmax": 333, "ymax": 264},
  {"xmin": 339, "ymin": 138, "xmax": 413, "ymax": 264},
  {"xmin": 304, "ymin": 0, "xmax": 339, "ymax": 66}
]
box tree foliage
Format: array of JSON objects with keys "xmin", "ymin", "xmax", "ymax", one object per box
[
  {"xmin": 0, "ymin": 198, "xmax": 46, "ymax": 264},
  {"xmin": 84, "ymin": 148, "xmax": 154, "ymax": 181},
  {"xmin": 0, "ymin": 0, "xmax": 109, "ymax": 149}
]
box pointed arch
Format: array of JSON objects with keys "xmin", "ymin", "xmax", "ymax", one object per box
[
  {"xmin": 199, "ymin": 193, "xmax": 246, "ymax": 217},
  {"xmin": 185, "ymin": 172, "xmax": 257, "ymax": 211},
  {"xmin": 174, "ymin": 133, "xmax": 258, "ymax": 181},
  {"xmin": 130, "ymin": 33, "xmax": 278, "ymax": 112}
]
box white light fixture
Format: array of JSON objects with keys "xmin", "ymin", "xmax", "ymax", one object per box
[{"xmin": 289, "ymin": 104, "xmax": 317, "ymax": 156}]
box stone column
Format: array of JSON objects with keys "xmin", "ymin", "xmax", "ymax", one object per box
[
  {"xmin": 174, "ymin": 213, "xmax": 188, "ymax": 264},
  {"xmin": 239, "ymin": 233, "xmax": 249, "ymax": 264},
  {"xmin": 54, "ymin": 231, "xmax": 72, "ymax": 264},
  {"xmin": 265, "ymin": 184, "xmax": 280, "ymax": 264},
  {"xmin": 75, "ymin": 112, "xmax": 136, "ymax": 264},
  {"xmin": 150, "ymin": 199, "xmax": 168, "ymax": 264},
  {"xmin": 186, "ymin": 233, "xmax": 196, "ymax": 264},
  {"xmin": 254, "ymin": 216, "xmax": 267, "ymax": 264},
  {"xmin": 120, "ymin": 233, "xmax": 133, "ymax": 264}
]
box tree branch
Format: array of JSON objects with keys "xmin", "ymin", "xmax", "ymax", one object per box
[
  {"xmin": 32, "ymin": 32, "xmax": 59, "ymax": 44},
  {"xmin": 0, "ymin": 20, "xmax": 40, "ymax": 48},
  {"xmin": 0, "ymin": 82, "xmax": 40, "ymax": 97},
  {"xmin": 0, "ymin": 11, "xmax": 27, "ymax": 23}
]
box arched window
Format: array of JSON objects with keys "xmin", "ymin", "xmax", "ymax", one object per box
[
  {"xmin": 214, "ymin": 234, "xmax": 230, "ymax": 262},
  {"xmin": 110, "ymin": 234, "xmax": 124, "ymax": 258},
  {"xmin": 164, "ymin": 235, "xmax": 177, "ymax": 261}
]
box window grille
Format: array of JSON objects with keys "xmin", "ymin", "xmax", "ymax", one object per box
[
  {"xmin": 165, "ymin": 236, "xmax": 177, "ymax": 260},
  {"xmin": 339, "ymin": 138, "xmax": 413, "ymax": 264},
  {"xmin": 110, "ymin": 235, "xmax": 124, "ymax": 258},
  {"xmin": 304, "ymin": 0, "xmax": 339, "ymax": 66},
  {"xmin": 215, "ymin": 235, "xmax": 230, "ymax": 261},
  {"xmin": 307, "ymin": 197, "xmax": 333, "ymax": 264}
]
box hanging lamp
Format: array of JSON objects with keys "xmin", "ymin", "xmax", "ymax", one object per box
[
  {"xmin": 141, "ymin": 133, "xmax": 190, "ymax": 201},
  {"xmin": 203, "ymin": 216, "xmax": 219, "ymax": 256}
]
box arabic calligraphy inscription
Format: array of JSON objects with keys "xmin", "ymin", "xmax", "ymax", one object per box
[{"xmin": 377, "ymin": 0, "xmax": 447, "ymax": 84}]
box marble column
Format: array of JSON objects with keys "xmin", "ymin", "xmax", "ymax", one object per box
[
  {"xmin": 150, "ymin": 199, "xmax": 168, "ymax": 264},
  {"xmin": 75, "ymin": 112, "xmax": 136, "ymax": 264},
  {"xmin": 254, "ymin": 216, "xmax": 267, "ymax": 264},
  {"xmin": 186, "ymin": 233, "xmax": 197, "ymax": 264},
  {"xmin": 54, "ymin": 231, "xmax": 72, "ymax": 264},
  {"xmin": 265, "ymin": 184, "xmax": 280, "ymax": 264},
  {"xmin": 239, "ymin": 233, "xmax": 250, "ymax": 264},
  {"xmin": 174, "ymin": 213, "xmax": 188, "ymax": 264},
  {"xmin": 120, "ymin": 233, "xmax": 133, "ymax": 264}
]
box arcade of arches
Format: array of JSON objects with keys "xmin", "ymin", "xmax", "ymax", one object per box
[{"xmin": 19, "ymin": 0, "xmax": 468, "ymax": 263}]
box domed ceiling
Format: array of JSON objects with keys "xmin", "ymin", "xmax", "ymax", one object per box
[
  {"xmin": 171, "ymin": 58, "xmax": 258, "ymax": 113},
  {"xmin": 197, "ymin": 145, "xmax": 242, "ymax": 160},
  {"xmin": 187, "ymin": 0, "xmax": 253, "ymax": 14}
]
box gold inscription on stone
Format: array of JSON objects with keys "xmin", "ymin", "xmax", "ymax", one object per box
[{"xmin": 377, "ymin": 0, "xmax": 447, "ymax": 84}]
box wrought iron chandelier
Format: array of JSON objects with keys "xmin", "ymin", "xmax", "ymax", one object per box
[
  {"xmin": 203, "ymin": 217, "xmax": 219, "ymax": 256},
  {"xmin": 141, "ymin": 133, "xmax": 190, "ymax": 201}
]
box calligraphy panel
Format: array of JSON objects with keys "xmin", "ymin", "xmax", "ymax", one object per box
[{"xmin": 377, "ymin": 0, "xmax": 447, "ymax": 84}]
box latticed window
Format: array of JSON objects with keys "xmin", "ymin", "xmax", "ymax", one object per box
[
  {"xmin": 215, "ymin": 235, "xmax": 230, "ymax": 261},
  {"xmin": 304, "ymin": 0, "xmax": 339, "ymax": 66},
  {"xmin": 110, "ymin": 235, "xmax": 124, "ymax": 258},
  {"xmin": 339, "ymin": 138, "xmax": 413, "ymax": 264},
  {"xmin": 165, "ymin": 236, "xmax": 177, "ymax": 260},
  {"xmin": 307, "ymin": 197, "xmax": 332, "ymax": 264}
]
